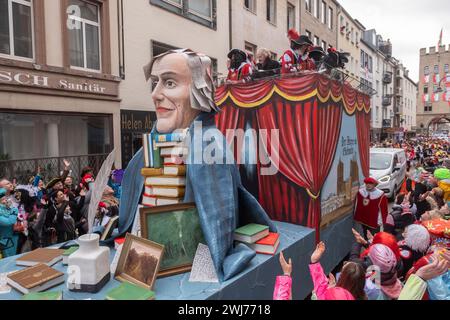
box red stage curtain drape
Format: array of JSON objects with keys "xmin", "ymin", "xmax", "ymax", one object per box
[
  {"xmin": 356, "ymin": 111, "xmax": 371, "ymax": 178},
  {"xmin": 256, "ymin": 97, "xmax": 343, "ymax": 239}
]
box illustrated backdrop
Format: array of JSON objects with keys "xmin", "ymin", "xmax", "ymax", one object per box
[{"xmin": 215, "ymin": 73, "xmax": 371, "ymax": 240}]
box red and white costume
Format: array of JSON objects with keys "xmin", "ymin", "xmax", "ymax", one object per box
[
  {"xmin": 227, "ymin": 62, "xmax": 252, "ymax": 81},
  {"xmin": 354, "ymin": 188, "xmax": 389, "ymax": 229},
  {"xmin": 281, "ymin": 50, "xmax": 315, "ymax": 74}
]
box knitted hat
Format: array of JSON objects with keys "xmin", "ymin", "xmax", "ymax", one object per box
[
  {"xmin": 368, "ymin": 244, "xmax": 397, "ymax": 274},
  {"xmin": 405, "ymin": 224, "xmax": 431, "ymax": 253}
]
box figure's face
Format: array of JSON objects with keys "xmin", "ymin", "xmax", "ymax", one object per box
[
  {"xmin": 151, "ymin": 53, "xmax": 200, "ymax": 134},
  {"xmin": 38, "ymin": 180, "xmax": 44, "ymax": 189},
  {"xmin": 0, "ymin": 180, "xmax": 13, "ymax": 193},
  {"xmin": 366, "ymin": 183, "xmax": 376, "ymax": 192},
  {"xmin": 56, "ymin": 191, "xmax": 65, "ymax": 203},
  {"xmin": 65, "ymin": 177, "xmax": 73, "ymax": 186},
  {"xmin": 53, "ymin": 181, "xmax": 63, "ymax": 191},
  {"xmin": 256, "ymin": 53, "xmax": 267, "ymax": 65}
]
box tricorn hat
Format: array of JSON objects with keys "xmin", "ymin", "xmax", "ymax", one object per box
[
  {"xmin": 292, "ymin": 35, "xmax": 313, "ymax": 46},
  {"xmin": 46, "ymin": 177, "xmax": 62, "ymax": 190},
  {"xmin": 227, "ymin": 49, "xmax": 247, "ymax": 60}
]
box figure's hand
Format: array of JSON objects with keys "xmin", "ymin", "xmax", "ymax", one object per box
[
  {"xmin": 63, "ymin": 159, "xmax": 71, "ymax": 170},
  {"xmin": 366, "ymin": 230, "xmax": 374, "ymax": 243},
  {"xmin": 352, "ymin": 228, "xmax": 368, "ymax": 246},
  {"xmin": 416, "ymin": 257, "xmax": 449, "ymax": 281},
  {"xmin": 279, "ymin": 251, "xmax": 292, "ymax": 277},
  {"xmin": 79, "ymin": 188, "xmax": 86, "ymax": 197},
  {"xmin": 328, "ymin": 273, "xmax": 336, "ymax": 288},
  {"xmin": 311, "ymin": 242, "xmax": 326, "ymax": 264}
]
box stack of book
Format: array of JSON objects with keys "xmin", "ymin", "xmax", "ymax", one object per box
[
  {"xmin": 141, "ymin": 131, "xmax": 188, "ymax": 207},
  {"xmin": 234, "ymin": 224, "xmax": 280, "ymax": 255}
]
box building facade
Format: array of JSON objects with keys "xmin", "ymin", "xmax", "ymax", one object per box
[
  {"xmin": 417, "ymin": 45, "xmax": 450, "ymax": 135},
  {"xmin": 231, "ymin": 0, "xmax": 301, "ymax": 61},
  {"xmin": 0, "ymin": 0, "xmax": 122, "ymax": 180},
  {"xmin": 335, "ymin": 4, "xmax": 363, "ymax": 78},
  {"xmin": 299, "ymin": 0, "xmax": 337, "ymax": 49}
]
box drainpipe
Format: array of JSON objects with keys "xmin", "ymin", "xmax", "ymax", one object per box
[
  {"xmin": 228, "ymin": 0, "xmax": 232, "ymax": 51},
  {"xmin": 117, "ymin": 0, "xmax": 125, "ymax": 79}
]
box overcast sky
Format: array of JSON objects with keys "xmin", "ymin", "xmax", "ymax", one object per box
[{"xmin": 337, "ymin": 0, "xmax": 450, "ymax": 82}]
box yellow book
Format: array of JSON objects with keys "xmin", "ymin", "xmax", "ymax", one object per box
[{"xmin": 141, "ymin": 168, "xmax": 164, "ymax": 177}]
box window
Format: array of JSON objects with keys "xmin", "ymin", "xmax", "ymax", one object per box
[
  {"xmin": 305, "ymin": 0, "xmax": 312, "ymax": 13},
  {"xmin": 434, "ymin": 65, "xmax": 439, "ymax": 74},
  {"xmin": 445, "ymin": 64, "xmax": 449, "ymax": 74},
  {"xmin": 340, "ymin": 15, "xmax": 344, "ymax": 32},
  {"xmin": 424, "ymin": 103, "xmax": 432, "ymax": 112},
  {"xmin": 350, "ymin": 27, "xmax": 354, "ymax": 43},
  {"xmin": 150, "ymin": 0, "xmax": 216, "ymax": 28},
  {"xmin": 305, "ymin": 29, "xmax": 312, "ymax": 39},
  {"xmin": 321, "ymin": 1, "xmax": 326, "ymax": 24},
  {"xmin": 0, "ymin": 0, "xmax": 34, "ymax": 60},
  {"xmin": 314, "ymin": 0, "xmax": 320, "ymax": 19},
  {"xmin": 368, "ymin": 56, "xmax": 373, "ymax": 73},
  {"xmin": 287, "ymin": 3, "xmax": 295, "ymax": 31},
  {"xmin": 245, "ymin": 41, "xmax": 257, "ymax": 58},
  {"xmin": 68, "ymin": 0, "xmax": 101, "ymax": 71},
  {"xmin": 424, "ymin": 66, "xmax": 429, "ymax": 75},
  {"xmin": 321, "ymin": 40, "xmax": 326, "ymax": 50},
  {"xmin": 328, "ymin": 7, "xmax": 333, "ymax": 29},
  {"xmin": 356, "ymin": 32, "xmax": 359, "ymax": 46},
  {"xmin": 270, "ymin": 52, "xmax": 277, "ymax": 60},
  {"xmin": 314, "ymin": 36, "xmax": 319, "ymax": 46},
  {"xmin": 376, "ymin": 80, "xmax": 379, "ymax": 97},
  {"xmin": 244, "ymin": 0, "xmax": 256, "ymax": 13},
  {"xmin": 375, "ymin": 106, "xmax": 379, "ymax": 122},
  {"xmin": 266, "ymin": 0, "xmax": 276, "ymax": 24}
]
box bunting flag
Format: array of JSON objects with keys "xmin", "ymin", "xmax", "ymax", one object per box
[
  {"xmin": 445, "ymin": 91, "xmax": 450, "ymax": 102},
  {"xmin": 423, "ymin": 94, "xmax": 430, "ymax": 102},
  {"xmin": 433, "ymin": 93, "xmax": 441, "ymax": 102},
  {"xmin": 424, "ymin": 75, "xmax": 430, "ymax": 83},
  {"xmin": 433, "ymin": 74, "xmax": 441, "ymax": 84}
]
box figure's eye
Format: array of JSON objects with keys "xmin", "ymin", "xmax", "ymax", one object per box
[{"xmin": 165, "ymin": 80, "xmax": 177, "ymax": 89}]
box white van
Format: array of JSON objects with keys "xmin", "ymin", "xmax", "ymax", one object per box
[{"xmin": 369, "ymin": 148, "xmax": 407, "ymax": 200}]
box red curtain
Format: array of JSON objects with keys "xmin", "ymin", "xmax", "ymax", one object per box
[
  {"xmin": 256, "ymin": 97, "xmax": 343, "ymax": 239},
  {"xmin": 356, "ymin": 111, "xmax": 371, "ymax": 178}
]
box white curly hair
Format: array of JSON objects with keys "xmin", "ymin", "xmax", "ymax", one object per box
[{"xmin": 404, "ymin": 224, "xmax": 431, "ymax": 253}]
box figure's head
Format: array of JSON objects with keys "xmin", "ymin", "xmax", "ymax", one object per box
[
  {"xmin": 256, "ymin": 48, "xmax": 270, "ymax": 65},
  {"xmin": 64, "ymin": 176, "xmax": 73, "ymax": 187},
  {"xmin": 227, "ymin": 49, "xmax": 247, "ymax": 70},
  {"xmin": 144, "ymin": 49, "xmax": 217, "ymax": 134},
  {"xmin": 337, "ymin": 262, "xmax": 367, "ymax": 300},
  {"xmin": 364, "ymin": 177, "xmax": 379, "ymax": 192},
  {"xmin": 0, "ymin": 179, "xmax": 13, "ymax": 193},
  {"xmin": 53, "ymin": 190, "xmax": 66, "ymax": 204}
]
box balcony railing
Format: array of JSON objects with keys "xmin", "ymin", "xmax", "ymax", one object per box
[
  {"xmin": 382, "ymin": 96, "xmax": 392, "ymax": 106},
  {"xmin": 383, "ymin": 72, "xmax": 393, "ymax": 84},
  {"xmin": 0, "ymin": 154, "xmax": 109, "ymax": 185}
]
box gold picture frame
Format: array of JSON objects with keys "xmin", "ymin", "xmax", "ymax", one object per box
[
  {"xmin": 115, "ymin": 233, "xmax": 164, "ymax": 290},
  {"xmin": 139, "ymin": 203, "xmax": 205, "ymax": 278}
]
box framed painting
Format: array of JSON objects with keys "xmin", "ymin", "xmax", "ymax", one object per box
[
  {"xmin": 115, "ymin": 233, "xmax": 164, "ymax": 290},
  {"xmin": 140, "ymin": 203, "xmax": 205, "ymax": 277}
]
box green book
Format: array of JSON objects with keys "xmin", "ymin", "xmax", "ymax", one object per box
[
  {"xmin": 62, "ymin": 246, "xmax": 79, "ymax": 265},
  {"xmin": 153, "ymin": 144, "xmax": 162, "ymax": 169},
  {"xmin": 235, "ymin": 224, "xmax": 269, "ymax": 236},
  {"xmin": 105, "ymin": 282, "xmax": 155, "ymax": 300},
  {"xmin": 21, "ymin": 291, "xmax": 63, "ymax": 300},
  {"xmin": 234, "ymin": 224, "xmax": 270, "ymax": 244}
]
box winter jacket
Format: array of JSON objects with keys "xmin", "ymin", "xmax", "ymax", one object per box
[
  {"xmin": 438, "ymin": 180, "xmax": 450, "ymax": 202},
  {"xmin": 273, "ymin": 275, "xmax": 292, "ymax": 300},
  {"xmin": 398, "ymin": 274, "xmax": 428, "ymax": 300},
  {"xmin": 427, "ymin": 271, "xmax": 450, "ymax": 300},
  {"xmin": 0, "ymin": 204, "xmax": 19, "ymax": 257},
  {"xmin": 308, "ymin": 262, "xmax": 354, "ymax": 300}
]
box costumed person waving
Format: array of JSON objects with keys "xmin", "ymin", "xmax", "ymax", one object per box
[
  {"xmin": 226, "ymin": 49, "xmax": 253, "ymax": 82},
  {"xmin": 281, "ymin": 29, "xmax": 315, "ymax": 74},
  {"xmin": 354, "ymin": 177, "xmax": 389, "ymax": 239}
]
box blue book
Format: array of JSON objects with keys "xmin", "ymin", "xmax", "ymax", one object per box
[{"xmin": 154, "ymin": 132, "xmax": 186, "ymax": 143}]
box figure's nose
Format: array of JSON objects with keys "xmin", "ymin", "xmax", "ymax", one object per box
[{"xmin": 152, "ymin": 81, "xmax": 164, "ymax": 103}]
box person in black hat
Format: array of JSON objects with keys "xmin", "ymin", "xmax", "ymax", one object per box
[
  {"xmin": 226, "ymin": 49, "xmax": 253, "ymax": 82},
  {"xmin": 281, "ymin": 29, "xmax": 315, "ymax": 74}
]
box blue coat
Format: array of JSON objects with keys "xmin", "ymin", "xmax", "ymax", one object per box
[
  {"xmin": 117, "ymin": 112, "xmax": 277, "ymax": 281},
  {"xmin": 0, "ymin": 205, "xmax": 18, "ymax": 258}
]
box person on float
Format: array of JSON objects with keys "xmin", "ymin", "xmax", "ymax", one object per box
[
  {"xmin": 281, "ymin": 29, "xmax": 315, "ymax": 74},
  {"xmin": 354, "ymin": 177, "xmax": 389, "ymax": 239},
  {"xmin": 226, "ymin": 49, "xmax": 253, "ymax": 82}
]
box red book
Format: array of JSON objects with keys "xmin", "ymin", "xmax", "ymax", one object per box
[{"xmin": 248, "ymin": 233, "xmax": 280, "ymax": 255}]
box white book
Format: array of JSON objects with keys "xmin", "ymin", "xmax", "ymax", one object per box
[
  {"xmin": 160, "ymin": 147, "xmax": 189, "ymax": 158},
  {"xmin": 145, "ymin": 176, "xmax": 186, "ymax": 187},
  {"xmin": 8, "ymin": 275, "xmax": 65, "ymax": 295},
  {"xmin": 142, "ymin": 196, "xmax": 182, "ymax": 207},
  {"xmin": 144, "ymin": 186, "xmax": 185, "ymax": 198}
]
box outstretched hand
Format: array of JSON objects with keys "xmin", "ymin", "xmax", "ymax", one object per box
[
  {"xmin": 328, "ymin": 273, "xmax": 336, "ymax": 288},
  {"xmin": 279, "ymin": 251, "xmax": 292, "ymax": 277},
  {"xmin": 311, "ymin": 242, "xmax": 326, "ymax": 264},
  {"xmin": 416, "ymin": 257, "xmax": 449, "ymax": 281},
  {"xmin": 352, "ymin": 228, "xmax": 368, "ymax": 246},
  {"xmin": 63, "ymin": 159, "xmax": 71, "ymax": 170}
]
